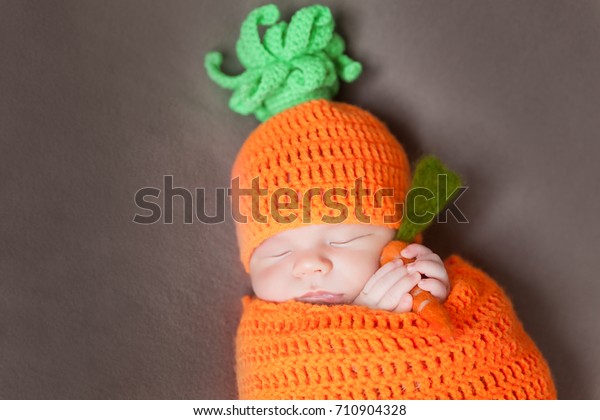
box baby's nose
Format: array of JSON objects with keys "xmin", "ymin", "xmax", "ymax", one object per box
[{"xmin": 292, "ymin": 252, "xmax": 333, "ymax": 278}]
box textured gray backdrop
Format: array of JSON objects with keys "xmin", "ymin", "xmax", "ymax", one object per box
[{"xmin": 1, "ymin": 0, "xmax": 599, "ymax": 399}]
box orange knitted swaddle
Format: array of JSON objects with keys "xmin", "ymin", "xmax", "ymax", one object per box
[{"xmin": 235, "ymin": 254, "xmax": 557, "ymax": 400}]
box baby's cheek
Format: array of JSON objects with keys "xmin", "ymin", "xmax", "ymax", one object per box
[
  {"xmin": 348, "ymin": 249, "xmax": 381, "ymax": 274},
  {"xmin": 336, "ymin": 250, "xmax": 379, "ymax": 292},
  {"xmin": 250, "ymin": 263, "xmax": 292, "ymax": 302}
]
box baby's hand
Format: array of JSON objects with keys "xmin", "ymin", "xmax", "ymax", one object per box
[
  {"xmin": 401, "ymin": 243, "xmax": 450, "ymax": 303},
  {"xmin": 352, "ymin": 259, "xmax": 422, "ymax": 313},
  {"xmin": 352, "ymin": 244, "xmax": 450, "ymax": 313}
]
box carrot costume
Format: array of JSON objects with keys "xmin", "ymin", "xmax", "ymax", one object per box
[
  {"xmin": 205, "ymin": 4, "xmax": 556, "ymax": 399},
  {"xmin": 236, "ymin": 255, "xmax": 556, "ymax": 399}
]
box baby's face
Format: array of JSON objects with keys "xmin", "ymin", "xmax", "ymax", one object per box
[{"xmin": 249, "ymin": 223, "xmax": 395, "ymax": 304}]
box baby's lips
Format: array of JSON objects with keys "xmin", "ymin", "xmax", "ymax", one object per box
[{"xmin": 295, "ymin": 291, "xmax": 345, "ymax": 304}]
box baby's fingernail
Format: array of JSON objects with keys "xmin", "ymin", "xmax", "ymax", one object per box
[{"xmin": 406, "ymin": 264, "xmax": 415, "ymax": 272}]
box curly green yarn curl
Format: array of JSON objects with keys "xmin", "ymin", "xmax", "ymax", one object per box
[{"xmin": 204, "ymin": 4, "xmax": 362, "ymax": 122}]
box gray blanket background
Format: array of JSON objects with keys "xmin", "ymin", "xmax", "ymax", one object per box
[{"xmin": 2, "ymin": 0, "xmax": 599, "ymax": 399}]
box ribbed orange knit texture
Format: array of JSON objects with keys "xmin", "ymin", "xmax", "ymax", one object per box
[
  {"xmin": 231, "ymin": 99, "xmax": 411, "ymax": 273},
  {"xmin": 235, "ymin": 254, "xmax": 557, "ymax": 399}
]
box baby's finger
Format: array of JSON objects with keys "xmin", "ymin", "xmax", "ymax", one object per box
[
  {"xmin": 417, "ymin": 278, "xmax": 450, "ymax": 301},
  {"xmin": 400, "ymin": 243, "xmax": 434, "ymax": 260},
  {"xmin": 362, "ymin": 265, "xmax": 410, "ymax": 304},
  {"xmin": 411, "ymin": 253, "xmax": 443, "ymax": 264},
  {"xmin": 406, "ymin": 260, "xmax": 449, "ymax": 284},
  {"xmin": 394, "ymin": 293, "xmax": 413, "ymax": 313},
  {"xmin": 376, "ymin": 273, "xmax": 421, "ymax": 311},
  {"xmin": 362, "ymin": 259, "xmax": 404, "ymax": 295}
]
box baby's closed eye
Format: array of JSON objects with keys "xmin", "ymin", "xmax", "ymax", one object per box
[
  {"xmin": 268, "ymin": 250, "xmax": 291, "ymax": 258},
  {"xmin": 329, "ymin": 234, "xmax": 373, "ymax": 246}
]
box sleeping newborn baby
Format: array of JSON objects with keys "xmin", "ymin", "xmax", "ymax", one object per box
[
  {"xmin": 206, "ymin": 3, "xmax": 556, "ymax": 399},
  {"xmin": 224, "ymin": 97, "xmax": 556, "ymax": 399},
  {"xmin": 249, "ymin": 223, "xmax": 449, "ymax": 313}
]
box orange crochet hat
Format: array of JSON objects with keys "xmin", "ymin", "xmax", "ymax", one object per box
[
  {"xmin": 230, "ymin": 99, "xmax": 411, "ymax": 272},
  {"xmin": 206, "ymin": 4, "xmax": 410, "ymax": 272}
]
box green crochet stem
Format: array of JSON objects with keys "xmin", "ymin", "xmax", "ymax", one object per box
[
  {"xmin": 205, "ymin": 4, "xmax": 362, "ymax": 121},
  {"xmin": 396, "ymin": 156, "xmax": 463, "ymax": 243}
]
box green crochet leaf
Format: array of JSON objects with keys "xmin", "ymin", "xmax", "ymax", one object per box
[
  {"xmin": 204, "ymin": 4, "xmax": 362, "ymax": 121},
  {"xmin": 396, "ymin": 156, "xmax": 463, "ymax": 242}
]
